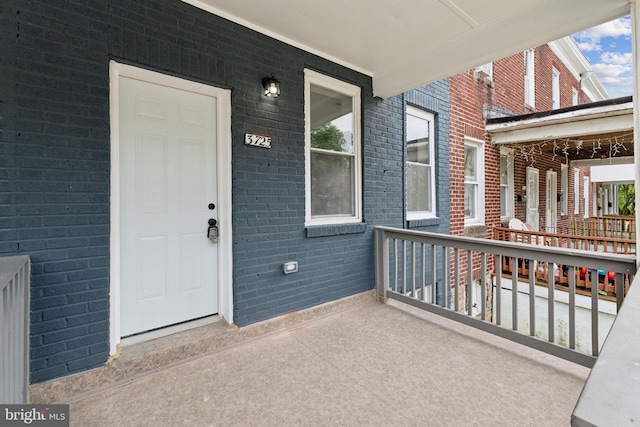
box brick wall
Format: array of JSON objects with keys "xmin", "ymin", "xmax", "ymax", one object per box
[
  {"xmin": 1, "ymin": 0, "xmax": 450, "ymax": 383},
  {"xmin": 449, "ymin": 44, "xmax": 593, "ymax": 288}
]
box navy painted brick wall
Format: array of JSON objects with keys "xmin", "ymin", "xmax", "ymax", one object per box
[{"xmin": 1, "ymin": 0, "xmax": 450, "ymax": 383}]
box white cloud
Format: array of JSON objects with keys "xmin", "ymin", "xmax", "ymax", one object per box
[
  {"xmin": 600, "ymin": 52, "xmax": 632, "ymax": 66},
  {"xmin": 592, "ymin": 63, "xmax": 631, "ymax": 78},
  {"xmin": 575, "ymin": 16, "xmax": 631, "ymax": 40},
  {"xmin": 576, "ymin": 40, "xmax": 601, "ymax": 52}
]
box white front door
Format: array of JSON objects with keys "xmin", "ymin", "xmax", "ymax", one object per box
[
  {"xmin": 526, "ymin": 167, "xmax": 539, "ymax": 230},
  {"xmin": 546, "ymin": 170, "xmax": 558, "ymax": 232},
  {"xmin": 119, "ymin": 75, "xmax": 219, "ymax": 336}
]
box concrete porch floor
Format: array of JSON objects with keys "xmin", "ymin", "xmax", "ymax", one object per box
[{"xmin": 61, "ymin": 295, "xmax": 589, "ymax": 426}]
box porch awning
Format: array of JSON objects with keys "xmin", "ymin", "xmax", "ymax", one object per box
[
  {"xmin": 184, "ymin": 0, "xmax": 629, "ymax": 98},
  {"xmin": 485, "ymin": 97, "xmax": 634, "ymax": 164}
]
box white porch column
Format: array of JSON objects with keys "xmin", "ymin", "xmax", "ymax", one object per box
[{"xmin": 634, "ymin": 0, "xmax": 640, "ymax": 267}]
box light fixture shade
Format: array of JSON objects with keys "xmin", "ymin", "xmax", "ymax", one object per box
[{"xmin": 262, "ymin": 74, "xmax": 280, "ymax": 97}]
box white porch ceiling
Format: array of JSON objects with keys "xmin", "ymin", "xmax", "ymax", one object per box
[{"xmin": 183, "ymin": 0, "xmax": 630, "ymax": 98}]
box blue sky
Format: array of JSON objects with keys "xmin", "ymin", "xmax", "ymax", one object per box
[{"xmin": 573, "ymin": 16, "xmax": 632, "ymax": 99}]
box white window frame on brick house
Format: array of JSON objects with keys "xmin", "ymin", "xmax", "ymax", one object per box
[
  {"xmin": 552, "ymin": 67, "xmax": 560, "ymax": 109},
  {"xmin": 406, "ymin": 105, "xmax": 436, "ymax": 220},
  {"xmin": 500, "ymin": 147, "xmax": 514, "ymax": 222},
  {"xmin": 561, "ymin": 164, "xmax": 568, "ymax": 215},
  {"xmin": 583, "ymin": 176, "xmax": 590, "ymax": 218},
  {"xmin": 572, "ymin": 87, "xmax": 579, "ymax": 106},
  {"xmin": 574, "ymin": 168, "xmax": 580, "ymax": 215},
  {"xmin": 304, "ymin": 69, "xmax": 362, "ymax": 226},
  {"xmin": 464, "ymin": 137, "xmax": 485, "ymax": 226},
  {"xmin": 524, "ymin": 49, "xmax": 535, "ymax": 109}
]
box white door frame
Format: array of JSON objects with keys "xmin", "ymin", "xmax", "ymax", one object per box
[{"xmin": 109, "ymin": 61, "xmax": 233, "ymax": 355}]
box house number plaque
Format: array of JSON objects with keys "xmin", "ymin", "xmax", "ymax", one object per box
[{"xmin": 245, "ymin": 133, "xmax": 271, "ymax": 149}]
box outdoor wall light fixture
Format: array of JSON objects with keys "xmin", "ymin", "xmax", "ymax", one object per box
[{"xmin": 262, "ymin": 74, "xmax": 281, "ymax": 97}]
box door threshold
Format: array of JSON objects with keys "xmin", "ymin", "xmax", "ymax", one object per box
[{"xmin": 121, "ymin": 315, "xmax": 221, "ymax": 347}]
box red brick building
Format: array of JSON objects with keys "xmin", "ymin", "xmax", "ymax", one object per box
[{"xmin": 450, "ymin": 37, "xmax": 607, "ymax": 241}]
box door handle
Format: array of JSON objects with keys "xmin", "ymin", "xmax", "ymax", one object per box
[{"xmin": 207, "ymin": 218, "xmax": 218, "ymax": 243}]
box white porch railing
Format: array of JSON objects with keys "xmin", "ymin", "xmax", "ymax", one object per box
[
  {"xmin": 1, "ymin": 255, "xmax": 30, "ymax": 403},
  {"xmin": 374, "ymin": 227, "xmax": 637, "ymax": 367}
]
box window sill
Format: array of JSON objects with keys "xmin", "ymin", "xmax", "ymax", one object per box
[
  {"xmin": 407, "ymin": 217, "xmax": 441, "ymax": 228},
  {"xmin": 306, "ymin": 223, "xmax": 367, "ymax": 238}
]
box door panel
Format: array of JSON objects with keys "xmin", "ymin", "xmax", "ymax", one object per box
[
  {"xmin": 119, "ymin": 75, "xmax": 218, "ymax": 337},
  {"xmin": 526, "ymin": 167, "xmax": 539, "ymax": 230},
  {"xmin": 546, "ymin": 170, "xmax": 557, "ymax": 232}
]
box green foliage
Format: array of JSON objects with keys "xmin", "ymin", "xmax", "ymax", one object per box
[
  {"xmin": 311, "ymin": 123, "xmax": 346, "ymax": 152},
  {"xmin": 618, "ymin": 184, "xmax": 635, "ymax": 216}
]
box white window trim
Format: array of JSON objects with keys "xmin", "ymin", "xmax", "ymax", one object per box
[
  {"xmin": 583, "ymin": 176, "xmax": 590, "ymax": 219},
  {"xmin": 561, "ymin": 164, "xmax": 568, "ymax": 215},
  {"xmin": 500, "ymin": 147, "xmax": 514, "ymax": 222},
  {"xmin": 304, "ymin": 69, "xmax": 362, "ymax": 226},
  {"xmin": 574, "ymin": 168, "xmax": 580, "ymax": 215},
  {"xmin": 572, "ymin": 87, "xmax": 579, "ymax": 106},
  {"xmin": 552, "ymin": 67, "xmax": 560, "ymax": 109},
  {"xmin": 524, "ymin": 49, "xmax": 535, "ymax": 109},
  {"xmin": 406, "ymin": 106, "xmax": 436, "ymax": 220},
  {"xmin": 464, "ymin": 137, "xmax": 485, "ymax": 226}
]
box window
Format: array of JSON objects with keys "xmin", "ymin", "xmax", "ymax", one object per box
[
  {"xmin": 583, "ymin": 177, "xmax": 590, "ymax": 218},
  {"xmin": 552, "ymin": 67, "xmax": 560, "ymax": 109},
  {"xmin": 574, "ymin": 168, "xmax": 580, "ymax": 215},
  {"xmin": 464, "ymin": 138, "xmax": 484, "ymax": 225},
  {"xmin": 572, "ymin": 88, "xmax": 579, "ymax": 106},
  {"xmin": 524, "ymin": 49, "xmax": 535, "ymax": 108},
  {"xmin": 305, "ymin": 70, "xmax": 361, "ymax": 225},
  {"xmin": 500, "ymin": 148, "xmax": 514, "ymax": 221},
  {"xmin": 561, "ymin": 164, "xmax": 568, "ymax": 215},
  {"xmin": 406, "ymin": 106, "xmax": 436, "ymax": 220}
]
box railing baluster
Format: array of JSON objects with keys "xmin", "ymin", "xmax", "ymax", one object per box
[
  {"xmin": 480, "ymin": 253, "xmax": 486, "ymax": 320},
  {"xmin": 441, "ymin": 246, "xmax": 448, "ymax": 309},
  {"xmin": 591, "ymin": 270, "xmax": 599, "ymax": 356},
  {"xmin": 431, "ymin": 245, "xmax": 436, "ymax": 304},
  {"xmin": 454, "ymin": 248, "xmax": 460, "ymax": 312},
  {"xmin": 402, "ymin": 240, "xmax": 407, "ymax": 294},
  {"xmin": 411, "ymin": 241, "xmax": 416, "ymax": 298},
  {"xmin": 495, "ymin": 254, "xmax": 502, "ymax": 325},
  {"xmin": 569, "ymin": 266, "xmax": 576, "ymax": 349},
  {"xmin": 512, "ymin": 256, "xmax": 518, "ymax": 331},
  {"xmin": 548, "ymin": 263, "xmax": 555, "ymax": 343},
  {"xmin": 529, "ymin": 259, "xmax": 535, "ymax": 337},
  {"xmin": 467, "ymin": 250, "xmax": 473, "ymax": 316},
  {"xmin": 421, "ymin": 243, "xmax": 426, "ymax": 302},
  {"xmin": 393, "ymin": 239, "xmax": 398, "ymax": 293}
]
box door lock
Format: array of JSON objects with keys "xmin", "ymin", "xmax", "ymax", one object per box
[{"xmin": 207, "ymin": 218, "xmax": 218, "ymax": 243}]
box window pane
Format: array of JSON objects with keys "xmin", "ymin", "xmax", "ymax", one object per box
[
  {"xmin": 464, "ymin": 146, "xmax": 476, "ymax": 180},
  {"xmin": 310, "ymin": 84, "xmax": 353, "ymax": 154},
  {"xmin": 407, "ymin": 113, "xmax": 431, "ymax": 165},
  {"xmin": 407, "ymin": 163, "xmax": 431, "ymax": 212},
  {"xmin": 465, "ymin": 183, "xmax": 476, "ymax": 219},
  {"xmin": 310, "ymin": 151, "xmax": 354, "ymax": 216},
  {"xmin": 500, "ymin": 186, "xmax": 507, "ymax": 216},
  {"xmin": 500, "ymin": 156, "xmax": 508, "ymax": 185}
]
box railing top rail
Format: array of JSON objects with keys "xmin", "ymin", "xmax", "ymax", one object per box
[
  {"xmin": 0, "ymin": 255, "xmax": 30, "ymax": 292},
  {"xmin": 494, "ymin": 226, "xmax": 636, "ymax": 245},
  {"xmin": 375, "ymin": 226, "xmax": 636, "ymax": 274}
]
